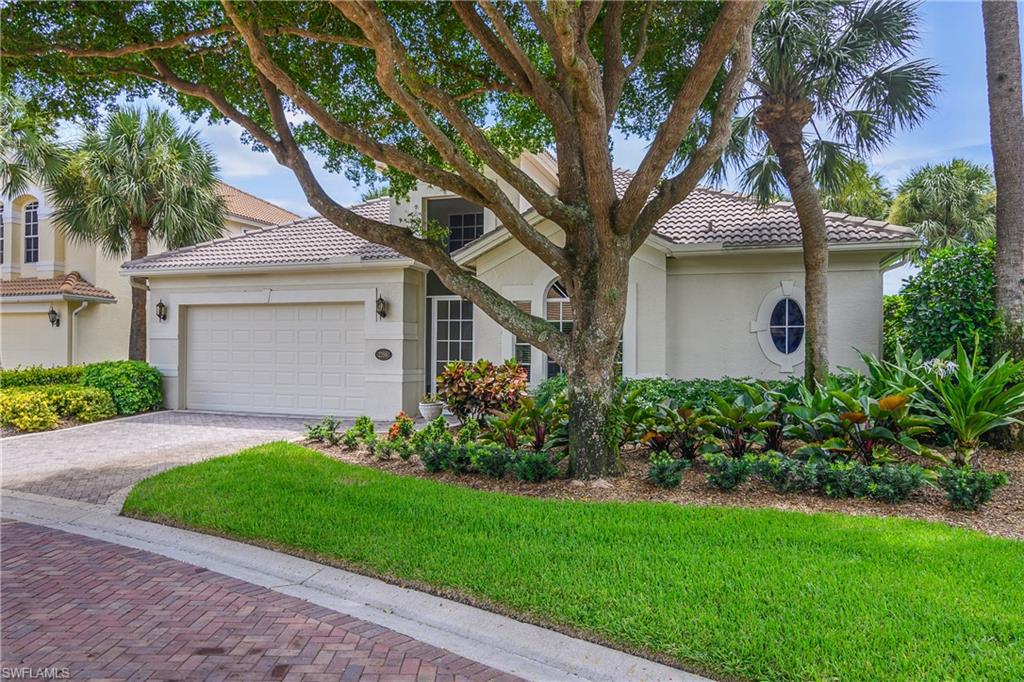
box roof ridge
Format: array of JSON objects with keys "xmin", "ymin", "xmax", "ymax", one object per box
[
  {"xmin": 216, "ymin": 181, "xmax": 300, "ymax": 220},
  {"xmin": 126, "ymin": 219, "xmax": 307, "ymax": 267}
]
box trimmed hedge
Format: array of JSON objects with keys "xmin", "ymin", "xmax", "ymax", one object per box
[
  {"xmin": 0, "ymin": 364, "xmax": 84, "ymax": 388},
  {"xmin": 534, "ymin": 374, "xmax": 795, "ymax": 411},
  {"xmin": 0, "ymin": 384, "xmax": 117, "ymax": 432},
  {"xmin": 81, "ymin": 360, "xmax": 163, "ymax": 415}
]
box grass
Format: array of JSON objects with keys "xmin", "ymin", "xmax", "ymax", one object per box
[{"xmin": 123, "ymin": 442, "xmax": 1024, "ymax": 681}]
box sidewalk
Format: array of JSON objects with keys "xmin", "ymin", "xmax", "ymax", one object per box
[{"xmin": 0, "ymin": 490, "xmax": 701, "ymax": 682}]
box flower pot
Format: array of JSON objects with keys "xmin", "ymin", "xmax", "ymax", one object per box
[{"xmin": 419, "ymin": 402, "xmax": 443, "ymax": 421}]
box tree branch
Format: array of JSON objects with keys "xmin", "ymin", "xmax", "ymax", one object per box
[
  {"xmin": 330, "ymin": 0, "xmax": 574, "ymax": 274},
  {"xmin": 616, "ymin": 0, "xmax": 762, "ymax": 231},
  {"xmin": 630, "ymin": 15, "xmax": 756, "ymax": 250},
  {"xmin": 252, "ymin": 68, "xmax": 569, "ymax": 360}
]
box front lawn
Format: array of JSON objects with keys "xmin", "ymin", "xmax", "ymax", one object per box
[{"xmin": 124, "ymin": 443, "xmax": 1024, "ymax": 682}]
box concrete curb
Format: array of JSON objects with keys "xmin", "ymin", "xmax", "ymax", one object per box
[{"xmin": 0, "ymin": 490, "xmax": 706, "ymax": 682}]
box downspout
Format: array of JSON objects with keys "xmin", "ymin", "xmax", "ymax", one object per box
[{"xmin": 71, "ymin": 301, "xmax": 89, "ymax": 365}]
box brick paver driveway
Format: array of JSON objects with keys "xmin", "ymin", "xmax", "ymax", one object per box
[
  {"xmin": 1, "ymin": 521, "xmax": 517, "ymax": 681},
  {"xmin": 1, "ymin": 411, "xmax": 308, "ymax": 504}
]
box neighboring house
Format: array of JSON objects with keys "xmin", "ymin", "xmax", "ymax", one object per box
[
  {"xmin": 122, "ymin": 152, "xmax": 917, "ymax": 419},
  {"xmin": 0, "ymin": 182, "xmax": 298, "ymax": 367}
]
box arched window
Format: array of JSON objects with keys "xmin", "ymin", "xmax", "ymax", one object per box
[
  {"xmin": 769, "ymin": 297, "xmax": 804, "ymax": 354},
  {"xmin": 545, "ymin": 280, "xmax": 573, "ymax": 377},
  {"xmin": 23, "ymin": 201, "xmax": 39, "ymax": 264}
]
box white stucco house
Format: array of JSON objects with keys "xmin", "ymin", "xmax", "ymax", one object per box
[
  {"xmin": 0, "ymin": 182, "xmax": 299, "ymax": 367},
  {"xmin": 112, "ymin": 152, "xmax": 916, "ymax": 420}
]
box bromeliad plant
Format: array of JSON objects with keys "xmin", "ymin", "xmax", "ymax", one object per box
[
  {"xmin": 910, "ymin": 341, "xmax": 1024, "ymax": 467},
  {"xmin": 483, "ymin": 394, "xmax": 568, "ymax": 452}
]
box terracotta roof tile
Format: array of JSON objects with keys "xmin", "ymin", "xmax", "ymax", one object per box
[
  {"xmin": 125, "ymin": 170, "xmax": 916, "ymax": 273},
  {"xmin": 123, "ymin": 197, "xmax": 398, "ymax": 272},
  {"xmin": 611, "ymin": 169, "xmax": 915, "ymax": 247},
  {"xmin": 216, "ymin": 182, "xmax": 301, "ymax": 225},
  {"xmin": 0, "ymin": 272, "xmax": 116, "ymax": 301}
]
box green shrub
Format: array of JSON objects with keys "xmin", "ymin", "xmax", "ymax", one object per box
[
  {"xmin": 647, "ymin": 451, "xmax": 690, "ymax": 488},
  {"xmin": 352, "ymin": 415, "xmax": 376, "ymax": 441},
  {"xmin": 340, "ymin": 428, "xmax": 360, "ymax": 449},
  {"xmin": 883, "ymin": 295, "xmax": 910, "ymax": 360},
  {"xmin": 937, "ymin": 467, "xmax": 1009, "ymax": 510},
  {"xmin": 412, "ymin": 416, "xmax": 453, "ymax": 449},
  {"xmin": 306, "ymin": 416, "xmax": 343, "ymax": 445},
  {"xmin": 510, "ymin": 450, "xmax": 559, "ymax": 483},
  {"xmin": 0, "ymin": 364, "xmax": 84, "ymax": 388},
  {"xmin": 865, "ymin": 463, "xmax": 927, "ymax": 503},
  {"xmin": 750, "ymin": 452, "xmax": 818, "ymax": 493},
  {"xmin": 40, "ymin": 384, "xmax": 116, "ymax": 423},
  {"xmin": 818, "ymin": 461, "xmax": 872, "ymax": 498},
  {"xmin": 900, "ymin": 241, "xmax": 999, "ymax": 362},
  {"xmin": 0, "ymin": 390, "xmax": 59, "ymax": 431},
  {"xmin": 456, "ymin": 418, "xmax": 481, "ymax": 444},
  {"xmin": 80, "ymin": 360, "xmax": 163, "ymax": 415},
  {"xmin": 0, "ymin": 384, "xmax": 116, "ymax": 431},
  {"xmin": 702, "ymin": 452, "xmax": 752, "ymax": 490},
  {"xmin": 467, "ymin": 443, "xmax": 513, "ymax": 478},
  {"xmin": 419, "ymin": 440, "xmax": 473, "ymax": 473}
]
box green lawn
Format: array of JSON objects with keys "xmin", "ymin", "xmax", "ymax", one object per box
[{"xmin": 123, "ymin": 443, "xmax": 1024, "ymax": 681}]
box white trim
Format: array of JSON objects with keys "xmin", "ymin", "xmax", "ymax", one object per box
[
  {"xmin": 0, "ymin": 293, "xmax": 116, "ymax": 304},
  {"xmin": 429, "ymin": 295, "xmax": 475, "ymax": 388},
  {"xmin": 750, "ymin": 280, "xmax": 805, "ymax": 373}
]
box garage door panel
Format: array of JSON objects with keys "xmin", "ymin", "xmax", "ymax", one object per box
[{"xmin": 187, "ymin": 303, "xmax": 366, "ymax": 416}]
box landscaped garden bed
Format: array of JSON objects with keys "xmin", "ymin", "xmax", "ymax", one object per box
[
  {"xmin": 310, "ymin": 439, "xmax": 1023, "ymax": 540},
  {"xmin": 0, "ymin": 360, "xmax": 164, "ymax": 435},
  {"xmin": 296, "ymin": 340, "xmax": 1024, "ymax": 539},
  {"xmin": 123, "ymin": 442, "xmax": 1024, "ymax": 682}
]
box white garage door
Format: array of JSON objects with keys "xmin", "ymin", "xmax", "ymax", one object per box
[{"xmin": 186, "ymin": 303, "xmax": 366, "ymax": 416}]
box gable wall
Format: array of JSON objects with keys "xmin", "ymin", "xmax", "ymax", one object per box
[{"xmin": 666, "ymin": 250, "xmax": 885, "ymax": 379}]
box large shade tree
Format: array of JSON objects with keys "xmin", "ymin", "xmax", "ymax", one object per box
[
  {"xmin": 1, "ymin": 1, "xmax": 762, "ymax": 477},
  {"xmin": 50, "ymin": 108, "xmax": 226, "ymax": 360},
  {"xmin": 982, "ymin": 0, "xmax": 1024, "ymax": 347},
  {"xmin": 712, "ymin": 0, "xmax": 938, "ymax": 384},
  {"xmin": 887, "ymin": 158, "xmax": 996, "ymax": 259}
]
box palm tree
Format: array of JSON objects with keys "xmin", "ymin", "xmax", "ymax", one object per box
[
  {"xmin": 50, "ymin": 108, "xmax": 225, "ymax": 360},
  {"xmin": 820, "ymin": 159, "xmax": 892, "ymax": 220},
  {"xmin": 982, "ymin": 0, "xmax": 1024, "ymax": 347},
  {"xmin": 0, "ymin": 92, "xmax": 67, "ymax": 197},
  {"xmin": 714, "ymin": 0, "xmax": 939, "ymax": 385},
  {"xmin": 888, "ymin": 159, "xmax": 996, "ymax": 259}
]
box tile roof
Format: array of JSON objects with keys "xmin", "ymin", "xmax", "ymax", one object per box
[
  {"xmin": 125, "ymin": 171, "xmax": 916, "ymax": 273},
  {"xmin": 122, "ymin": 197, "xmax": 399, "ymax": 272},
  {"xmin": 0, "ymin": 271, "xmax": 116, "ymax": 301},
  {"xmin": 216, "ymin": 182, "xmax": 301, "ymax": 225},
  {"xmin": 611, "ymin": 169, "xmax": 915, "ymax": 247}
]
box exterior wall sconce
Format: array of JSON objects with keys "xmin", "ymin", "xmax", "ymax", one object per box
[
  {"xmin": 156, "ymin": 299, "xmax": 168, "ymax": 322},
  {"xmin": 48, "ymin": 306, "xmax": 61, "ymax": 327},
  {"xmin": 375, "ymin": 294, "xmax": 388, "ymax": 319}
]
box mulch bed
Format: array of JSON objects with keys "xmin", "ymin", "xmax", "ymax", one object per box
[
  {"xmin": 307, "ymin": 440, "xmax": 1024, "ymax": 541},
  {"xmin": 1, "ymin": 418, "xmax": 88, "ymax": 438}
]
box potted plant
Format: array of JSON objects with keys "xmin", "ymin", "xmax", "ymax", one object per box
[{"xmin": 418, "ymin": 393, "xmax": 444, "ymax": 421}]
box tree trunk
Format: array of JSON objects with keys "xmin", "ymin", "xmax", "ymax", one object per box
[
  {"xmin": 128, "ymin": 223, "xmax": 149, "ymax": 361},
  {"xmin": 560, "ymin": 243, "xmax": 630, "ymax": 478},
  {"xmin": 983, "ymin": 0, "xmax": 1024, "ymax": 339},
  {"xmin": 759, "ymin": 102, "xmax": 830, "ymax": 386}
]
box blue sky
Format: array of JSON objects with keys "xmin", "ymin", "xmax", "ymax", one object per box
[{"xmin": 127, "ymin": 1, "xmax": 1016, "ymax": 294}]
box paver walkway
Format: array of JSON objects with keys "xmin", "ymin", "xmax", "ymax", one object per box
[
  {"xmin": 2, "ymin": 411, "xmax": 309, "ymax": 504},
  {"xmin": 0, "ymin": 520, "xmax": 520, "ymax": 682}
]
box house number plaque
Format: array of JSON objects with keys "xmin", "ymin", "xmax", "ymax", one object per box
[{"xmin": 374, "ymin": 348, "xmax": 393, "ymax": 361}]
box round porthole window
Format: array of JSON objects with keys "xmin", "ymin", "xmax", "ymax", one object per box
[{"xmin": 769, "ymin": 297, "xmax": 804, "ymax": 355}]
